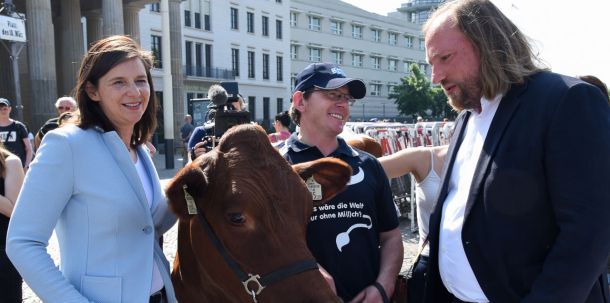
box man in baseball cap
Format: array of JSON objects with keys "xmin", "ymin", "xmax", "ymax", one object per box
[{"xmin": 281, "ymin": 63, "xmax": 403, "ymax": 302}]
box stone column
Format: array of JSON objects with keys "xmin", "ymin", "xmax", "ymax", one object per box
[
  {"xmin": 84, "ymin": 10, "xmax": 103, "ymax": 46},
  {"xmin": 123, "ymin": 4, "xmax": 142, "ymax": 44},
  {"xmin": 25, "ymin": 0, "xmax": 58, "ymax": 128},
  {"xmin": 58, "ymin": 0, "xmax": 84, "ymax": 96},
  {"xmin": 102, "ymin": 0, "xmax": 124, "ymax": 36},
  {"xmin": 169, "ymin": 0, "xmax": 185, "ymax": 141}
]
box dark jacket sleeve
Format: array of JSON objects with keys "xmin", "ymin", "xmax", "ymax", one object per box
[{"xmin": 522, "ymin": 83, "xmax": 610, "ymax": 303}]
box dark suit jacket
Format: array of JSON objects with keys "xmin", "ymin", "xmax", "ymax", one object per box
[{"xmin": 424, "ymin": 72, "xmax": 610, "ymax": 303}]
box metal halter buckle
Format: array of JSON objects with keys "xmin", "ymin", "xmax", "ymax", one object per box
[{"xmin": 243, "ymin": 273, "xmax": 265, "ymax": 300}]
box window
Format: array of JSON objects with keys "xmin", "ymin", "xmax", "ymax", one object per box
[
  {"xmin": 308, "ymin": 16, "xmax": 321, "ymax": 31},
  {"xmin": 419, "ymin": 63, "xmax": 427, "ymax": 74},
  {"xmin": 262, "ymin": 16, "xmax": 269, "ymax": 36},
  {"xmin": 232, "ymin": 48, "xmax": 240, "ymax": 77},
  {"xmin": 205, "ymin": 44, "xmax": 212, "ymax": 73},
  {"xmin": 185, "ymin": 41, "xmax": 192, "ymax": 75},
  {"xmin": 309, "ymin": 48, "xmax": 321, "ymax": 62},
  {"xmin": 204, "ymin": 14, "xmax": 210, "ymax": 30},
  {"xmin": 185, "ymin": 10, "xmax": 191, "ymax": 27},
  {"xmin": 248, "ymin": 96, "xmax": 256, "ymax": 119},
  {"xmin": 276, "ymin": 20, "xmax": 282, "ymax": 39},
  {"xmin": 352, "ymin": 54, "xmax": 363, "ymax": 67},
  {"xmin": 389, "ymin": 33, "xmax": 397, "ymax": 45},
  {"xmin": 371, "ymin": 57, "xmax": 381, "ymax": 69},
  {"xmin": 150, "ymin": 3, "xmax": 160, "ymax": 12},
  {"xmin": 405, "ymin": 35, "xmax": 413, "ymax": 48},
  {"xmin": 290, "ymin": 45, "xmax": 298, "ymax": 59},
  {"xmin": 276, "ymin": 56, "xmax": 283, "ymax": 81},
  {"xmin": 194, "ymin": 12, "xmax": 201, "ymax": 29},
  {"xmin": 247, "ymin": 12, "xmax": 254, "ymax": 33},
  {"xmin": 404, "ymin": 61, "xmax": 414, "ymax": 74},
  {"xmin": 331, "ymin": 20, "xmax": 343, "ymax": 35},
  {"xmin": 263, "ymin": 97, "xmax": 270, "ymax": 126},
  {"xmin": 276, "ymin": 0, "xmax": 282, "ymax": 3},
  {"xmin": 195, "ymin": 43, "xmax": 202, "ymax": 75},
  {"xmin": 290, "ymin": 12, "xmax": 297, "ymax": 27},
  {"xmin": 352, "ymin": 25, "xmax": 363, "ymax": 39},
  {"xmin": 388, "ymin": 85, "xmax": 396, "ymax": 95},
  {"xmin": 370, "ymin": 84, "xmax": 381, "ymax": 96},
  {"xmin": 331, "ymin": 51, "xmax": 343, "ymax": 65},
  {"xmin": 388, "ymin": 59, "xmax": 397, "ymax": 71},
  {"xmin": 263, "ymin": 53, "xmax": 270, "ymax": 80},
  {"xmin": 276, "ymin": 98, "xmax": 283, "ymax": 113},
  {"xmin": 230, "ymin": 8, "xmax": 238, "ymax": 30},
  {"xmin": 151, "ymin": 35, "xmax": 162, "ymax": 68},
  {"xmin": 371, "ymin": 29, "xmax": 381, "ymax": 42},
  {"xmin": 419, "ymin": 38, "xmax": 425, "ymax": 51},
  {"xmin": 248, "ymin": 51, "xmax": 255, "ymax": 78}
]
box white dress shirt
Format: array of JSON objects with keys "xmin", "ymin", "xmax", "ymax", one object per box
[{"xmin": 438, "ymin": 94, "xmax": 502, "ymax": 303}]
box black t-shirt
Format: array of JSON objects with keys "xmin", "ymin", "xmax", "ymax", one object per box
[
  {"xmin": 0, "ymin": 121, "xmax": 28, "ymax": 166},
  {"xmin": 281, "ymin": 134, "xmax": 398, "ymax": 301}
]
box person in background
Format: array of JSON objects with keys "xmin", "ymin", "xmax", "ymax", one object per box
[
  {"xmin": 7, "ymin": 35, "xmax": 177, "ymax": 303},
  {"xmin": 422, "ymin": 1, "xmax": 610, "ymax": 302},
  {"xmin": 281, "ymin": 62, "xmax": 403, "ymax": 302},
  {"xmin": 378, "ymin": 145, "xmax": 448, "ymax": 303},
  {"xmin": 188, "ymin": 88, "xmax": 245, "ymax": 160},
  {"xmin": 179, "ymin": 114, "xmax": 194, "ymax": 166},
  {"xmin": 34, "ymin": 96, "xmax": 78, "ymax": 151},
  {"xmin": 268, "ymin": 111, "xmax": 292, "ymax": 143},
  {"xmin": 0, "ymin": 98, "xmax": 33, "ymax": 171},
  {"xmin": 0, "ymin": 144, "xmax": 25, "ymax": 303}
]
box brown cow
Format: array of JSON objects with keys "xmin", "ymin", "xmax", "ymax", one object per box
[
  {"xmin": 166, "ymin": 124, "xmax": 350, "ymax": 303},
  {"xmin": 345, "ymin": 134, "xmax": 383, "ymax": 158}
]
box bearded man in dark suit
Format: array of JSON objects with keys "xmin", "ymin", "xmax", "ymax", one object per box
[{"xmin": 422, "ymin": 1, "xmax": 610, "ymax": 303}]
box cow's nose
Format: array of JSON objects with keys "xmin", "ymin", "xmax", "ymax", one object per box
[{"xmin": 142, "ymin": 226, "xmax": 153, "ymax": 234}]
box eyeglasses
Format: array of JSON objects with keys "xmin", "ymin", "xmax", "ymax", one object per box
[
  {"xmin": 57, "ymin": 106, "xmax": 72, "ymax": 111},
  {"xmin": 309, "ymin": 89, "xmax": 355, "ymax": 105}
]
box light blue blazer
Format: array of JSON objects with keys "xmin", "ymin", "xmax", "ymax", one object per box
[{"xmin": 7, "ymin": 125, "xmax": 177, "ymax": 303}]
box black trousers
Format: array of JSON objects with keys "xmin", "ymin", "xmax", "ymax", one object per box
[
  {"xmin": 407, "ymin": 255, "xmax": 429, "ymax": 303},
  {"xmin": 0, "ymin": 247, "xmax": 22, "ymax": 303}
]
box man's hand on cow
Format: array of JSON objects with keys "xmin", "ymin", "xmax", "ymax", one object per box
[
  {"xmin": 318, "ymin": 264, "xmax": 337, "ymax": 295},
  {"xmin": 348, "ymin": 285, "xmax": 383, "ymax": 303}
]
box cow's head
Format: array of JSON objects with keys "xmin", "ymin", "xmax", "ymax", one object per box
[{"xmin": 166, "ymin": 124, "xmax": 349, "ymax": 302}]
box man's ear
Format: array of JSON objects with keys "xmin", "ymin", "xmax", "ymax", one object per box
[
  {"xmin": 292, "ymin": 91, "xmax": 306, "ymax": 112},
  {"xmin": 165, "ymin": 159, "xmax": 208, "ymax": 219},
  {"xmin": 85, "ymin": 82, "xmax": 101, "ymax": 101},
  {"xmin": 292, "ymin": 157, "xmax": 352, "ymax": 205}
]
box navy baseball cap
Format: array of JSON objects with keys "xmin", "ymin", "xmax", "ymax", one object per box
[
  {"xmin": 293, "ymin": 63, "xmax": 366, "ymax": 99},
  {"xmin": 0, "ymin": 98, "xmax": 10, "ymax": 106}
]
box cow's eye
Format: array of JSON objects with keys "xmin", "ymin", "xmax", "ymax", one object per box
[{"xmin": 227, "ymin": 212, "xmax": 246, "ymax": 224}]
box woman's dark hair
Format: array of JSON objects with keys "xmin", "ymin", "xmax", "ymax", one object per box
[
  {"xmin": 275, "ymin": 111, "xmax": 291, "ymax": 128},
  {"xmin": 75, "ymin": 35, "xmax": 157, "ymax": 148}
]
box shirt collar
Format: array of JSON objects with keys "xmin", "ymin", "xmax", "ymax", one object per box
[{"xmin": 285, "ymin": 133, "xmax": 360, "ymax": 157}]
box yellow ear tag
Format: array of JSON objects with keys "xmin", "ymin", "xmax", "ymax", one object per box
[
  {"xmin": 182, "ymin": 185, "xmax": 198, "ymax": 215},
  {"xmin": 305, "ymin": 176, "xmax": 323, "ymax": 201}
]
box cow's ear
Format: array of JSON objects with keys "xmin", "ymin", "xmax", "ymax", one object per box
[
  {"xmin": 165, "ymin": 159, "xmax": 208, "ymax": 219},
  {"xmin": 292, "ymin": 157, "xmax": 352, "ymax": 205}
]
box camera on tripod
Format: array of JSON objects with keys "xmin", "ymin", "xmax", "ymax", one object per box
[{"xmin": 198, "ymin": 82, "xmax": 251, "ymax": 154}]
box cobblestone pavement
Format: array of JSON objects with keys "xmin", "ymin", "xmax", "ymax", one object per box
[{"xmin": 21, "ymin": 217, "xmax": 419, "ymax": 302}]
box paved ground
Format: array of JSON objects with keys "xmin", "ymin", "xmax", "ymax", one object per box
[{"xmin": 20, "ymin": 152, "xmax": 421, "ymax": 302}]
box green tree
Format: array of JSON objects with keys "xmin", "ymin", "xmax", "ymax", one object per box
[{"xmin": 390, "ymin": 64, "xmax": 457, "ymax": 120}]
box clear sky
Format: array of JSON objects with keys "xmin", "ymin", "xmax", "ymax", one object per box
[{"xmin": 341, "ymin": 0, "xmax": 610, "ymax": 86}]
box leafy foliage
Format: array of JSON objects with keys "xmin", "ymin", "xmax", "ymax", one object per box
[{"xmin": 389, "ymin": 64, "xmax": 457, "ymax": 120}]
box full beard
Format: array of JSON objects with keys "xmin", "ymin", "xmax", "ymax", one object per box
[{"xmin": 445, "ymin": 75, "xmax": 483, "ymax": 112}]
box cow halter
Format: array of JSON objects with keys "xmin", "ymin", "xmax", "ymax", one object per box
[{"xmin": 193, "ymin": 202, "xmax": 319, "ymax": 302}]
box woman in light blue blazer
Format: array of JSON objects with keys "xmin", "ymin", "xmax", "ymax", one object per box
[{"xmin": 7, "ymin": 35, "xmax": 177, "ymax": 303}]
